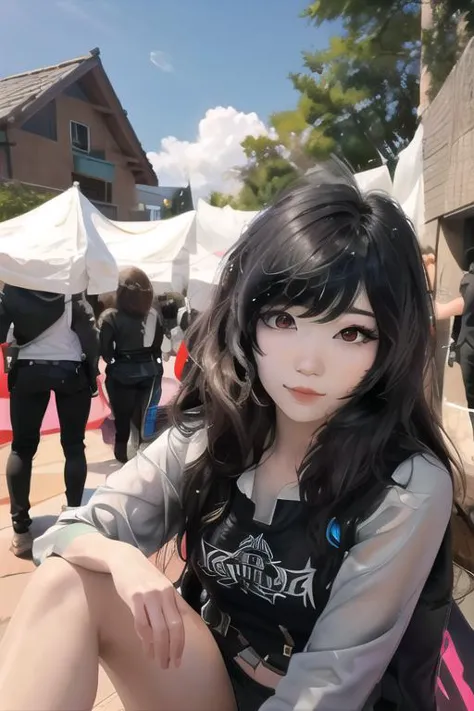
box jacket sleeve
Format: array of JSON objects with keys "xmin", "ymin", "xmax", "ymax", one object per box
[
  {"xmin": 260, "ymin": 454, "xmax": 453, "ymax": 711},
  {"xmin": 152, "ymin": 313, "xmax": 164, "ymax": 354},
  {"xmin": 32, "ymin": 427, "xmax": 200, "ymax": 564},
  {"xmin": 71, "ymin": 294, "xmax": 99, "ymax": 385},
  {"xmin": 98, "ymin": 310, "xmax": 116, "ymax": 363},
  {"xmin": 0, "ymin": 290, "xmax": 12, "ymax": 343}
]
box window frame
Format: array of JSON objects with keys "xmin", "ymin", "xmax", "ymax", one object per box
[{"xmin": 70, "ymin": 120, "xmax": 90, "ymax": 153}]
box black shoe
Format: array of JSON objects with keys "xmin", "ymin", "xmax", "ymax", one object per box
[{"xmin": 114, "ymin": 442, "xmax": 128, "ymax": 464}]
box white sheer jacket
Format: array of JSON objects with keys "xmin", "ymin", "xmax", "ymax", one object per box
[{"xmin": 33, "ymin": 427, "xmax": 453, "ymax": 711}]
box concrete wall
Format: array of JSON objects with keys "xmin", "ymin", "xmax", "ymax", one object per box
[
  {"xmin": 423, "ymin": 39, "xmax": 474, "ymax": 463},
  {"xmin": 424, "ymin": 37, "xmax": 474, "ymax": 224},
  {"xmin": 8, "ymin": 91, "xmax": 138, "ymax": 220}
]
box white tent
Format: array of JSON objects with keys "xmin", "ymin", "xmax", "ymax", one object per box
[
  {"xmin": 0, "ymin": 146, "xmax": 425, "ymax": 302},
  {"xmin": 195, "ymin": 199, "xmax": 259, "ymax": 253},
  {"xmin": 0, "ymin": 185, "xmax": 197, "ymax": 295},
  {"xmin": 354, "ymin": 165, "xmax": 393, "ymax": 195},
  {"xmin": 187, "ymin": 245, "xmax": 229, "ymax": 312},
  {"xmin": 0, "ymin": 184, "xmax": 118, "ymax": 294},
  {"xmin": 98, "ymin": 210, "xmax": 196, "ymax": 293},
  {"xmin": 392, "ymin": 124, "xmax": 425, "ymax": 238}
]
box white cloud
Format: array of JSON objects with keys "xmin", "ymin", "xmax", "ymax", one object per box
[
  {"xmin": 150, "ymin": 50, "xmax": 174, "ymax": 73},
  {"xmin": 147, "ymin": 106, "xmax": 273, "ymax": 200}
]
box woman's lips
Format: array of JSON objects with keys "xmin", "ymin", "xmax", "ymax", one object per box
[{"xmin": 284, "ymin": 385, "xmax": 326, "ymax": 402}]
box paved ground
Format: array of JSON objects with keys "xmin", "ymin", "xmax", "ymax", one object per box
[{"xmin": 0, "ymin": 358, "xmax": 473, "ymax": 709}]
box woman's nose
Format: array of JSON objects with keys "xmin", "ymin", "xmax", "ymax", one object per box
[{"xmin": 294, "ymin": 346, "xmax": 326, "ymax": 377}]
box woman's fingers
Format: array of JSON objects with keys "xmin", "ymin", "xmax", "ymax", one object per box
[
  {"xmin": 131, "ymin": 598, "xmax": 155, "ymax": 659},
  {"xmin": 130, "ymin": 587, "xmax": 185, "ymax": 669},
  {"xmin": 144, "ymin": 599, "xmax": 171, "ymax": 669},
  {"xmin": 161, "ymin": 590, "xmax": 185, "ymax": 667}
]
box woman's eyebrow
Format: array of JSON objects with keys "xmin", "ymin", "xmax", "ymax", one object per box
[{"xmin": 346, "ymin": 306, "xmax": 375, "ymax": 318}]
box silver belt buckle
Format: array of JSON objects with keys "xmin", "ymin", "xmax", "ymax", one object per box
[{"xmin": 237, "ymin": 645, "xmax": 262, "ymax": 671}]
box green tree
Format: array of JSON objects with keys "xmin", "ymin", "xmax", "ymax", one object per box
[
  {"xmin": 207, "ymin": 136, "xmax": 299, "ymax": 211},
  {"xmin": 0, "ymin": 182, "xmax": 53, "ymax": 222},
  {"xmin": 207, "ymin": 2, "xmax": 474, "ymax": 210},
  {"xmin": 209, "ymin": 191, "xmax": 237, "ymax": 208},
  {"xmin": 423, "ymin": 1, "xmax": 474, "ymax": 99},
  {"xmin": 273, "ymin": 1, "xmax": 474, "ymax": 173},
  {"xmin": 235, "ymin": 135, "xmax": 299, "ymax": 210},
  {"xmin": 288, "ymin": 1, "xmax": 422, "ymax": 172}
]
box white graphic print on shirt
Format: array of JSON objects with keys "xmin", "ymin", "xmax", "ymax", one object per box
[{"xmin": 200, "ymin": 533, "xmax": 316, "ymax": 607}]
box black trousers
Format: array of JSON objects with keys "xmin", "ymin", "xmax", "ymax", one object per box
[
  {"xmin": 7, "ymin": 362, "xmax": 92, "ymax": 533},
  {"xmin": 105, "ymin": 376, "xmax": 156, "ymax": 446},
  {"xmin": 459, "ymin": 344, "xmax": 474, "ymax": 435}
]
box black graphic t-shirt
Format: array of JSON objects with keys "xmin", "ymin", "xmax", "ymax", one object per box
[
  {"xmin": 33, "ymin": 429, "xmax": 454, "ymax": 711},
  {"xmin": 194, "ymin": 472, "xmax": 324, "ymax": 659}
]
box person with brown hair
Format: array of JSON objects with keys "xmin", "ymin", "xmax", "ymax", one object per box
[{"xmin": 99, "ymin": 267, "xmax": 164, "ymax": 464}]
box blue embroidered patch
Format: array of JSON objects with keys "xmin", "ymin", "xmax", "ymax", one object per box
[{"xmin": 326, "ymin": 518, "xmax": 341, "ymax": 548}]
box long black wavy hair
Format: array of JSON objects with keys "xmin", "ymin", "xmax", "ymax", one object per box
[{"xmin": 171, "ymin": 161, "xmax": 462, "ymax": 592}]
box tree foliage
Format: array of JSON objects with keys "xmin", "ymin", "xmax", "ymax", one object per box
[
  {"xmin": 423, "ymin": 1, "xmax": 474, "ymax": 99},
  {"xmin": 208, "ymin": 1, "xmax": 474, "ymax": 209},
  {"xmin": 0, "ymin": 182, "xmax": 53, "ymax": 222},
  {"xmin": 283, "ymin": 1, "xmax": 474, "ymax": 170},
  {"xmin": 287, "ymin": 1, "xmax": 423, "ymax": 172},
  {"xmin": 209, "ymin": 135, "xmax": 299, "ymax": 211}
]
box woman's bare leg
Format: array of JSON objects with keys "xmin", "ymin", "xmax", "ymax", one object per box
[{"xmin": 0, "ymin": 557, "xmax": 236, "ymax": 711}]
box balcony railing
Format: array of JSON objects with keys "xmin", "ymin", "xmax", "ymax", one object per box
[
  {"xmin": 72, "ymin": 151, "xmax": 115, "ymax": 183},
  {"xmin": 12, "ymin": 181, "xmax": 117, "ymax": 221}
]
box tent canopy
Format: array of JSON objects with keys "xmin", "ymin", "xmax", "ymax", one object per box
[
  {"xmin": 0, "ymin": 185, "xmax": 118, "ymax": 295},
  {"xmin": 99, "ymin": 209, "xmax": 195, "ymax": 293},
  {"xmin": 195, "ymin": 199, "xmax": 258, "ymax": 253},
  {"xmin": 392, "ymin": 124, "xmax": 424, "ymax": 237},
  {"xmin": 0, "ymin": 148, "xmax": 425, "ymax": 301},
  {"xmin": 354, "ymin": 165, "xmax": 393, "ymax": 194}
]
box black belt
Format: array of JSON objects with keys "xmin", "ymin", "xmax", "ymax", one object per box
[
  {"xmin": 115, "ymin": 353, "xmax": 159, "ymax": 363},
  {"xmin": 17, "ymin": 360, "xmax": 82, "ymax": 368},
  {"xmin": 201, "ymin": 598, "xmax": 294, "ymax": 675}
]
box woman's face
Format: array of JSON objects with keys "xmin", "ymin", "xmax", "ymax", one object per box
[{"xmin": 254, "ymin": 291, "xmax": 378, "ymax": 426}]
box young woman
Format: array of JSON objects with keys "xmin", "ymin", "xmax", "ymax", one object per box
[
  {"xmin": 0, "ymin": 286, "xmax": 98, "ymax": 557},
  {"xmin": 0, "ymin": 163, "xmax": 460, "ymax": 711},
  {"xmin": 99, "ymin": 267, "xmax": 164, "ymax": 463}
]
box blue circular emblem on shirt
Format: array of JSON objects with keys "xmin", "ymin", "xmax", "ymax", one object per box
[{"xmin": 326, "ymin": 518, "xmax": 341, "ymax": 548}]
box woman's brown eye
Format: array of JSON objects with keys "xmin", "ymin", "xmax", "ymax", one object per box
[
  {"xmin": 340, "ymin": 328, "xmax": 359, "ymax": 342},
  {"xmin": 274, "ymin": 313, "xmax": 294, "ymax": 329}
]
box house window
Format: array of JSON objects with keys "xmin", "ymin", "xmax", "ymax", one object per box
[
  {"xmin": 22, "ymin": 101, "xmax": 57, "ymax": 141},
  {"xmin": 72, "ymin": 172, "xmax": 112, "ymax": 204},
  {"xmin": 70, "ymin": 121, "xmax": 90, "ymax": 153}
]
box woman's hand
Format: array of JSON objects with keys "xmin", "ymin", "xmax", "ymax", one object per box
[{"xmin": 109, "ymin": 547, "xmax": 186, "ymax": 669}]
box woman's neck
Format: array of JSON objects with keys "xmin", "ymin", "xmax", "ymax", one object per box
[{"xmin": 272, "ymin": 407, "xmax": 321, "ymax": 472}]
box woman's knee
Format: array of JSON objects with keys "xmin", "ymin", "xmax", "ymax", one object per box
[{"xmin": 32, "ymin": 557, "xmax": 86, "ymax": 600}]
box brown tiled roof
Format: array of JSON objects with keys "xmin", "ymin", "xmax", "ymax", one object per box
[{"xmin": 0, "ymin": 50, "xmax": 97, "ymax": 123}]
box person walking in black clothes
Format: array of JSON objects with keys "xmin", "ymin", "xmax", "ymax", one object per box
[
  {"xmin": 99, "ymin": 267, "xmax": 164, "ymax": 464},
  {"xmin": 0, "ymin": 286, "xmax": 99, "ymax": 557},
  {"xmin": 457, "ymin": 249, "xmax": 474, "ymax": 441}
]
